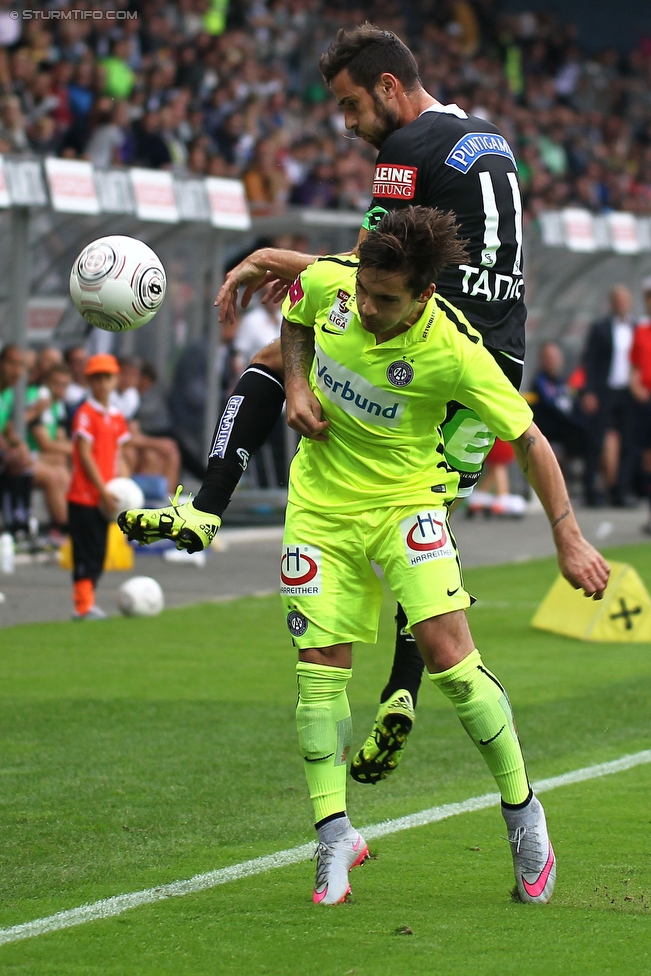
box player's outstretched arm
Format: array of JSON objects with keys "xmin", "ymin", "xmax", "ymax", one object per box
[
  {"xmin": 512, "ymin": 422, "xmax": 610, "ymax": 599},
  {"xmin": 281, "ymin": 318, "xmax": 329, "ymax": 441},
  {"xmin": 215, "ymin": 248, "xmax": 319, "ymax": 327}
]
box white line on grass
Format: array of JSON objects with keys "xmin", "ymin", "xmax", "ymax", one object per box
[{"xmin": 1, "ymin": 749, "xmax": 649, "ymax": 947}]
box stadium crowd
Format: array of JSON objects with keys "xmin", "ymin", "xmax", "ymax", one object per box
[{"xmin": 0, "ymin": 0, "xmax": 648, "ymax": 218}]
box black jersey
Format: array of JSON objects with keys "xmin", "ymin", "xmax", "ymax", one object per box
[{"xmin": 365, "ymin": 105, "xmax": 526, "ymax": 360}]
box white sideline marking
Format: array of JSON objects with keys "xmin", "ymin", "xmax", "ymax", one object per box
[{"xmin": 1, "ymin": 749, "xmax": 649, "ymax": 947}]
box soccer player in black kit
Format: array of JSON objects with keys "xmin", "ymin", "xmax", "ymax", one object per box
[{"xmin": 122, "ymin": 25, "xmax": 529, "ymax": 787}]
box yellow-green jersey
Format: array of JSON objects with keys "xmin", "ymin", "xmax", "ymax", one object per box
[{"xmin": 281, "ymin": 255, "xmax": 533, "ymax": 514}]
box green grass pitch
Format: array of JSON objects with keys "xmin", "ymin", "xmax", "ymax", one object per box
[{"xmin": 0, "ymin": 544, "xmax": 649, "ymax": 975}]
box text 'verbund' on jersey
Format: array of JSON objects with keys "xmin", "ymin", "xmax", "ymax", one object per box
[{"xmin": 314, "ymin": 349, "xmax": 408, "ymax": 428}]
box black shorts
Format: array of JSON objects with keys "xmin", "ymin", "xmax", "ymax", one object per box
[
  {"xmin": 68, "ymin": 502, "xmax": 109, "ymax": 583},
  {"xmin": 635, "ymin": 400, "xmax": 651, "ymax": 450}
]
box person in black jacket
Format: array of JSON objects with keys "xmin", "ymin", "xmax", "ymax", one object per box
[
  {"xmin": 581, "ymin": 284, "xmax": 636, "ymax": 506},
  {"xmin": 532, "ymin": 342, "xmax": 588, "ymax": 458}
]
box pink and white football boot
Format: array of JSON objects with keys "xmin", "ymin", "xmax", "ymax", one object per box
[
  {"xmin": 502, "ymin": 793, "xmax": 556, "ymax": 904},
  {"xmin": 312, "ymin": 827, "xmax": 369, "ymax": 905}
]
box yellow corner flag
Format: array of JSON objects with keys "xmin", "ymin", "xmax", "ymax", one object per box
[
  {"xmin": 531, "ymin": 561, "xmax": 651, "ymax": 642},
  {"xmin": 58, "ymin": 523, "xmax": 134, "ymax": 572}
]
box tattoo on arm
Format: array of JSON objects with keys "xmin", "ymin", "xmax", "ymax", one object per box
[
  {"xmin": 521, "ymin": 433, "xmax": 536, "ymax": 475},
  {"xmin": 552, "ymin": 504, "xmax": 571, "ymax": 528},
  {"xmin": 281, "ymin": 319, "xmax": 315, "ymax": 382}
]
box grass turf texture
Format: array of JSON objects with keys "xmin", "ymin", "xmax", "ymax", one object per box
[{"xmin": 0, "ymin": 543, "xmax": 649, "ymax": 975}]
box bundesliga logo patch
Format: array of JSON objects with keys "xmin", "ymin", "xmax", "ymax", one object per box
[
  {"xmin": 400, "ymin": 510, "xmax": 455, "ymax": 566},
  {"xmin": 372, "ymin": 164, "xmax": 417, "ymax": 199},
  {"xmin": 323, "ymin": 289, "xmax": 353, "ymax": 334},
  {"xmin": 386, "ymin": 361, "xmax": 414, "ymax": 387},
  {"xmin": 280, "ymin": 544, "xmax": 322, "ymax": 595}
]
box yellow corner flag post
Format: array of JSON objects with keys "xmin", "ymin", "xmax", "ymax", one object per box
[
  {"xmin": 532, "ymin": 561, "xmax": 651, "ymax": 642},
  {"xmin": 58, "ymin": 523, "xmax": 134, "ymax": 572}
]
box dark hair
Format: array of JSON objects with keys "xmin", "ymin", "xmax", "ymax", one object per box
[
  {"xmin": 64, "ymin": 345, "xmax": 86, "ymax": 364},
  {"xmin": 117, "ymin": 356, "xmax": 141, "ymax": 370},
  {"xmin": 0, "ymin": 343, "xmax": 21, "ymax": 362},
  {"xmin": 46, "ymin": 363, "xmax": 71, "ymax": 380},
  {"xmin": 358, "ymin": 207, "xmax": 469, "ymax": 296},
  {"xmin": 140, "ymin": 361, "xmax": 158, "ymax": 383},
  {"xmin": 319, "ymin": 23, "xmax": 420, "ymax": 93}
]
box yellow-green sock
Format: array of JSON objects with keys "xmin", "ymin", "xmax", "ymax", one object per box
[
  {"xmin": 430, "ymin": 649, "xmax": 529, "ymax": 804},
  {"xmin": 296, "ymin": 662, "xmax": 353, "ymax": 823}
]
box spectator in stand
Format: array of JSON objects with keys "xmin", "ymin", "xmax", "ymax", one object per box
[
  {"xmin": 64, "ymin": 346, "xmax": 89, "ymax": 413},
  {"xmin": 0, "ymin": 344, "xmax": 32, "ymax": 533},
  {"xmin": 160, "ymin": 102, "xmax": 188, "ymax": 169},
  {"xmin": 26, "ymin": 363, "xmax": 73, "ymax": 540},
  {"xmin": 25, "ymin": 346, "xmax": 64, "ymax": 429},
  {"xmin": 289, "ymin": 157, "xmax": 338, "ymax": 209},
  {"xmin": 0, "ymin": 94, "xmax": 29, "ymax": 153},
  {"xmin": 135, "ymin": 362, "xmax": 173, "ymax": 437},
  {"xmin": 49, "ymin": 60, "xmax": 74, "ymax": 136},
  {"xmin": 63, "ymin": 60, "xmax": 95, "ymax": 156},
  {"xmin": 25, "ymin": 65, "xmax": 60, "ymax": 130},
  {"xmin": 27, "ymin": 363, "xmax": 72, "ymax": 468},
  {"xmin": 29, "ymin": 115, "xmax": 61, "ymax": 155},
  {"xmin": 242, "ymin": 136, "xmax": 288, "ymax": 213},
  {"xmin": 187, "ymin": 141, "xmax": 209, "ymax": 175},
  {"xmin": 111, "ymin": 357, "xmax": 141, "ymax": 421},
  {"xmin": 100, "ymin": 38, "xmax": 136, "ymax": 101},
  {"xmin": 629, "ymin": 277, "xmax": 651, "ymax": 533},
  {"xmin": 532, "ymin": 341, "xmax": 589, "ymax": 471},
  {"xmin": 0, "ymin": 345, "xmax": 69, "ymax": 534},
  {"xmin": 68, "ymin": 62, "xmax": 94, "ymax": 122},
  {"xmin": 581, "ymin": 285, "xmax": 637, "ymax": 507},
  {"xmin": 85, "ymin": 100, "xmax": 131, "ymax": 169},
  {"xmin": 131, "ymin": 110, "xmax": 172, "ymax": 170},
  {"xmin": 32, "ymin": 347, "xmax": 64, "ymax": 386},
  {"xmin": 10, "ymin": 47, "xmax": 37, "ymax": 114}
]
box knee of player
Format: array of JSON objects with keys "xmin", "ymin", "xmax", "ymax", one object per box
[{"xmin": 252, "ymin": 338, "xmax": 284, "ymax": 378}]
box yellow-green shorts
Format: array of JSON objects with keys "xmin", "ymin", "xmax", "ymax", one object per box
[{"xmin": 280, "ymin": 501, "xmax": 471, "ymax": 649}]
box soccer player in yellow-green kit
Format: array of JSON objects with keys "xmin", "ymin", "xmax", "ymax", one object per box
[{"xmin": 279, "ymin": 206, "xmax": 609, "ymax": 906}]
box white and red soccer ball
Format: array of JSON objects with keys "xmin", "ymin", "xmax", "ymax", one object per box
[{"xmin": 70, "ymin": 235, "xmax": 166, "ymax": 332}]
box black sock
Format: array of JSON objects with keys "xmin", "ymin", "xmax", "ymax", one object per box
[
  {"xmin": 193, "ymin": 365, "xmax": 286, "ymax": 517},
  {"xmin": 315, "ymin": 811, "xmax": 346, "ymax": 830},
  {"xmin": 501, "ymin": 788, "xmax": 533, "ymax": 810},
  {"xmin": 379, "ymin": 604, "xmax": 426, "ymax": 706}
]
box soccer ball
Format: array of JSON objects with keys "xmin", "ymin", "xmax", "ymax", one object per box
[
  {"xmin": 69, "ymin": 235, "xmax": 166, "ymax": 332},
  {"xmin": 106, "ymin": 477, "xmax": 145, "ymax": 516},
  {"xmin": 117, "ymin": 576, "xmax": 165, "ymax": 617}
]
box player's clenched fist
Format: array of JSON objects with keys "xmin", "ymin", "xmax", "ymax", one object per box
[{"xmin": 285, "ymin": 379, "xmax": 330, "ymax": 441}]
